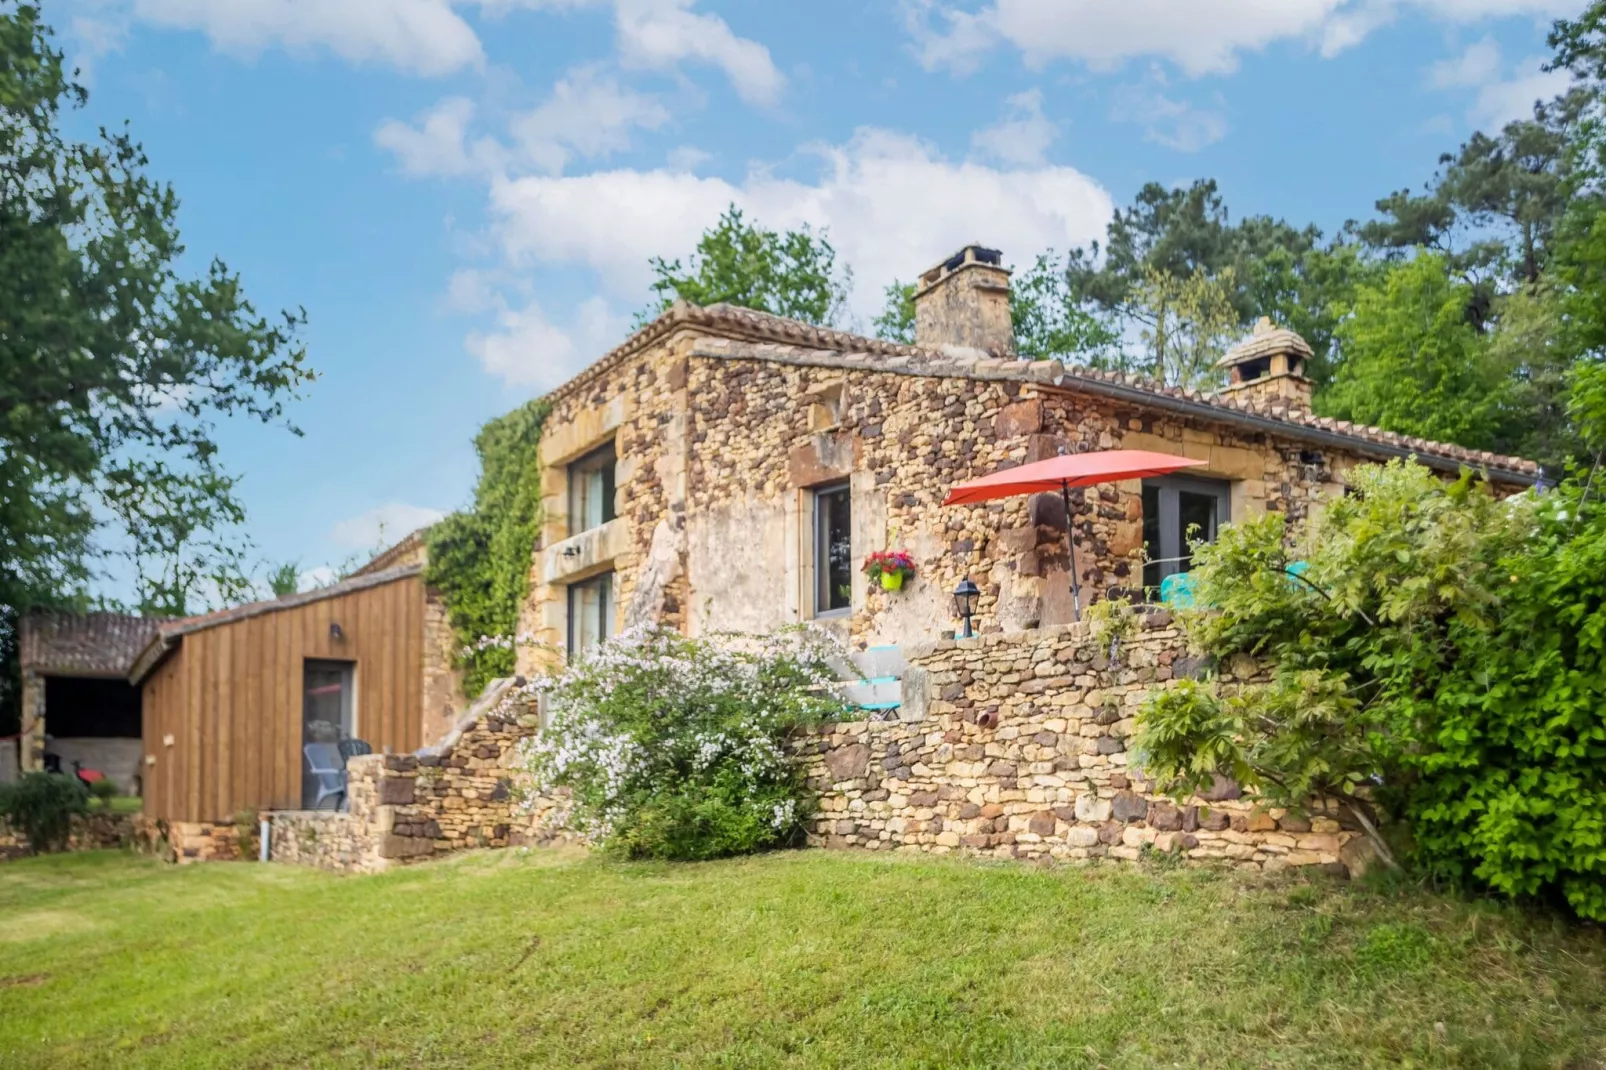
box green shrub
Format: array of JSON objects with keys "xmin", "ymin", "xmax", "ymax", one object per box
[
  {"xmin": 1136, "ymin": 455, "xmax": 1606, "ymax": 920},
  {"xmin": 88, "ymin": 779, "xmax": 118, "ymax": 806},
  {"xmin": 0, "ymin": 772, "xmax": 88, "ymax": 853},
  {"xmin": 514, "ymin": 626, "xmax": 847, "ymax": 861}
]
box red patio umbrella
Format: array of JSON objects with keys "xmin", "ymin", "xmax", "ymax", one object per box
[{"xmin": 942, "ymin": 450, "xmax": 1207, "ymax": 621}]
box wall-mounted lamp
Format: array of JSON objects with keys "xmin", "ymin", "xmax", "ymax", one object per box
[
  {"xmin": 953, "ymin": 577, "xmax": 980, "ymax": 639},
  {"xmin": 329, "ymin": 622, "xmax": 345, "ymax": 641}
]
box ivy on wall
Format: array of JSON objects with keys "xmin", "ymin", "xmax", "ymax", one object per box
[{"xmin": 425, "ymin": 399, "xmax": 550, "ymax": 698}]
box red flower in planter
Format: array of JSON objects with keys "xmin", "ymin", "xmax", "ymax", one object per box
[{"xmin": 863, "ymin": 551, "xmax": 917, "ymax": 590}]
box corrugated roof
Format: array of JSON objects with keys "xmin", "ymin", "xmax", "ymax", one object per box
[
  {"xmin": 20, "ymin": 612, "xmax": 163, "ymax": 678},
  {"xmin": 542, "ymin": 302, "xmax": 1540, "ymax": 482}
]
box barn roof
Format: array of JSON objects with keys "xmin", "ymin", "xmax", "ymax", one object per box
[{"xmin": 20, "ymin": 612, "xmax": 163, "ymax": 679}]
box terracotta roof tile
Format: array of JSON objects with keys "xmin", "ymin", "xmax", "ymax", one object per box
[{"xmin": 543, "ymin": 302, "xmax": 1541, "ymax": 483}]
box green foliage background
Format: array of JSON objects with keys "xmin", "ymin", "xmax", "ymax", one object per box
[
  {"xmin": 1137, "ymin": 449, "xmax": 1606, "ymax": 921},
  {"xmin": 425, "ymin": 400, "xmax": 549, "ymax": 698}
]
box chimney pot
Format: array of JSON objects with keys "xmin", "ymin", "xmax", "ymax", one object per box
[
  {"xmin": 1214, "ymin": 318, "xmax": 1314, "ymax": 411},
  {"xmin": 913, "ymin": 245, "xmax": 1013, "ymax": 357}
]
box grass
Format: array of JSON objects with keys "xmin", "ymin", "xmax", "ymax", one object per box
[{"xmin": 1, "ymin": 849, "xmax": 1604, "ymax": 1069}]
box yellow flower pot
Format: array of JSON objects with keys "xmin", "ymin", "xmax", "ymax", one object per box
[{"xmin": 881, "ymin": 572, "xmax": 905, "ymax": 591}]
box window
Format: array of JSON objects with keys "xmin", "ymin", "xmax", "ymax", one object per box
[
  {"xmin": 813, "ymin": 483, "xmax": 852, "ymax": 616},
  {"xmin": 1141, "ymin": 475, "xmax": 1232, "ymax": 593},
  {"xmin": 568, "ymin": 441, "xmax": 617, "ymax": 537},
  {"xmin": 567, "ymin": 571, "xmax": 614, "ymax": 662}
]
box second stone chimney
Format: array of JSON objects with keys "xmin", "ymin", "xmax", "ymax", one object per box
[
  {"xmin": 913, "ymin": 245, "xmax": 1014, "ymax": 357},
  {"xmin": 1216, "ymin": 318, "xmax": 1314, "ymax": 411}
]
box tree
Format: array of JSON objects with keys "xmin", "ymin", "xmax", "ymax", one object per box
[
  {"xmin": 1132, "ymin": 266, "xmax": 1240, "ymax": 390},
  {"xmin": 644, "ymin": 206, "xmax": 851, "ymax": 327},
  {"xmin": 1322, "ymin": 254, "xmax": 1508, "ymax": 450},
  {"xmin": 1358, "ymin": 91, "xmax": 1589, "ymax": 329},
  {"xmin": 0, "ymin": 5, "xmax": 311, "ymax": 724},
  {"xmin": 1010, "ymin": 252, "xmax": 1122, "ymax": 363},
  {"xmin": 872, "ymin": 280, "xmax": 915, "ymax": 344},
  {"xmin": 0, "ymin": 4, "xmax": 311, "ymax": 609},
  {"xmin": 266, "ymin": 562, "xmax": 302, "ymax": 598}
]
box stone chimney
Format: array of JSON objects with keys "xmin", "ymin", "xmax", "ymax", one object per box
[
  {"xmin": 1216, "ymin": 318, "xmax": 1314, "ymax": 410},
  {"xmin": 913, "ymin": 245, "xmax": 1013, "ymax": 356}
]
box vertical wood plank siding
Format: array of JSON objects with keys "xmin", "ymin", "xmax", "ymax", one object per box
[{"xmin": 140, "ymin": 574, "xmax": 428, "ymax": 823}]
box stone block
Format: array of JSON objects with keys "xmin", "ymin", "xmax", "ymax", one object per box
[
  {"xmin": 1075, "ymin": 793, "xmax": 1112, "ymax": 823},
  {"xmin": 1111, "ymin": 792, "xmax": 1148, "ymax": 823},
  {"xmin": 824, "ymin": 743, "xmax": 871, "ymax": 782},
  {"xmin": 1027, "ymin": 811, "xmax": 1056, "ymax": 836}
]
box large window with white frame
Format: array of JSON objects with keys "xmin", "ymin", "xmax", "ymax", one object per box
[
  {"xmin": 813, "ymin": 483, "xmax": 852, "ymax": 617},
  {"xmin": 568, "ymin": 441, "xmax": 617, "ymax": 538}
]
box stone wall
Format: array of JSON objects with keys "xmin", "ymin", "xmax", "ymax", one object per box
[
  {"xmin": 798, "ymin": 619, "xmax": 1366, "ymax": 875},
  {"xmin": 265, "ymin": 623, "xmax": 1368, "ymax": 878},
  {"xmin": 0, "ymin": 810, "xmax": 138, "ymax": 860},
  {"xmin": 134, "ymin": 815, "xmax": 244, "ymax": 863},
  {"xmin": 265, "ymin": 680, "xmax": 564, "ymax": 874},
  {"xmin": 516, "ymin": 317, "xmax": 1378, "ymax": 671}
]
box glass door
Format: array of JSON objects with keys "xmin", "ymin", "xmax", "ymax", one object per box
[
  {"xmin": 1141, "ymin": 476, "xmax": 1232, "ymax": 593},
  {"xmin": 302, "ymin": 660, "xmax": 355, "ymax": 808}
]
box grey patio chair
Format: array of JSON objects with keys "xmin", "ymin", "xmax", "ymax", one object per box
[{"xmin": 303, "ymin": 742, "xmax": 348, "ymax": 811}]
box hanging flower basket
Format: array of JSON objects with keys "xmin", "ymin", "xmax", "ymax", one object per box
[{"xmin": 863, "ymin": 551, "xmax": 916, "ymax": 592}]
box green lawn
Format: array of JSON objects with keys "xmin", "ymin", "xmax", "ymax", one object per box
[{"xmin": 2, "ymin": 850, "xmax": 1604, "ymax": 1069}]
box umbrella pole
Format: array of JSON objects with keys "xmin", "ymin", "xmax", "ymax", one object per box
[{"xmin": 1060, "ymin": 481, "xmax": 1082, "ymax": 622}]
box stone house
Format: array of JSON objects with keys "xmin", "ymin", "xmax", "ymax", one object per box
[{"xmin": 517, "ymin": 244, "xmax": 1539, "ymax": 673}]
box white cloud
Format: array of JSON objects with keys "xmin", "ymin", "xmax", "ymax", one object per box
[
  {"xmin": 466, "ymin": 295, "xmax": 628, "ymax": 388},
  {"xmin": 130, "ymin": 0, "xmax": 484, "ymax": 76},
  {"xmin": 1428, "ymin": 37, "xmax": 1502, "ymax": 89},
  {"xmin": 613, "ymin": 0, "xmax": 785, "ymax": 106},
  {"xmin": 971, "ymin": 89, "xmax": 1059, "ymax": 165},
  {"xmin": 906, "ymin": 0, "xmax": 1345, "ymax": 77},
  {"xmin": 1469, "ymin": 55, "xmax": 1575, "ymax": 128},
  {"xmin": 509, "ymin": 65, "xmax": 671, "ymax": 174},
  {"xmin": 1111, "ymin": 80, "xmax": 1229, "ymax": 152},
  {"xmin": 374, "ymin": 97, "xmax": 487, "ymax": 177},
  {"xmin": 484, "ymin": 127, "xmax": 1114, "ymax": 319},
  {"xmin": 905, "ymin": 0, "xmax": 1586, "ymax": 77},
  {"xmin": 329, "ymin": 503, "xmax": 447, "ymax": 549}
]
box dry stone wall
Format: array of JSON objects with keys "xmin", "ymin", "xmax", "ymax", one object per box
[
  {"xmin": 0, "ymin": 810, "xmax": 137, "ymax": 860},
  {"xmin": 261, "ymin": 624, "xmax": 1365, "ymax": 878},
  {"xmin": 265, "ymin": 681, "xmax": 565, "ymax": 874},
  {"xmin": 798, "ymin": 619, "xmax": 1365, "ymax": 874}
]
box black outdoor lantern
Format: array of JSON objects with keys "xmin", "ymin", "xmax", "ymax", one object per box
[{"xmin": 953, "ymin": 578, "xmax": 980, "ymax": 639}]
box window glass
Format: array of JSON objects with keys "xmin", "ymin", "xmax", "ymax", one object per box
[
  {"xmin": 302, "ymin": 660, "xmax": 355, "ymax": 809},
  {"xmin": 568, "ymin": 442, "xmax": 617, "ymax": 537},
  {"xmin": 1140, "ymin": 476, "xmax": 1232, "ymax": 596},
  {"xmin": 814, "ymin": 484, "xmax": 852, "ymax": 615},
  {"xmin": 567, "ymin": 572, "xmax": 614, "ymax": 662}
]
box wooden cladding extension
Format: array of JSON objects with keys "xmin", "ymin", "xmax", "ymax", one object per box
[{"xmin": 140, "ymin": 574, "xmax": 427, "ymax": 824}]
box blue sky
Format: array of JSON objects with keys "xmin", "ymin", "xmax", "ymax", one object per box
[{"xmin": 49, "ymin": 0, "xmax": 1583, "ymax": 598}]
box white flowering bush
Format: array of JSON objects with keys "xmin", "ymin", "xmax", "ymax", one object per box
[{"xmin": 513, "ymin": 625, "xmax": 847, "ymax": 861}]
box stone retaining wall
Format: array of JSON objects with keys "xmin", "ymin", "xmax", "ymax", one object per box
[
  {"xmin": 797, "ymin": 619, "xmax": 1365, "ymax": 874},
  {"xmin": 0, "ymin": 810, "xmax": 138, "ymax": 860},
  {"xmin": 262, "ymin": 625, "xmax": 1369, "ymax": 877},
  {"xmin": 265, "ymin": 680, "xmax": 565, "ymax": 873}
]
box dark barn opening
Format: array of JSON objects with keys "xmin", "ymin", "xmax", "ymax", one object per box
[{"xmin": 43, "ymin": 677, "xmax": 142, "ymax": 739}]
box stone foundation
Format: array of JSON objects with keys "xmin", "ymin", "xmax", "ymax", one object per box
[{"xmin": 797, "ymin": 619, "xmax": 1362, "ymax": 873}]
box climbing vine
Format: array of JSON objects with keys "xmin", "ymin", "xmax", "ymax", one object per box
[{"xmin": 425, "ymin": 399, "xmax": 549, "ymax": 697}]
